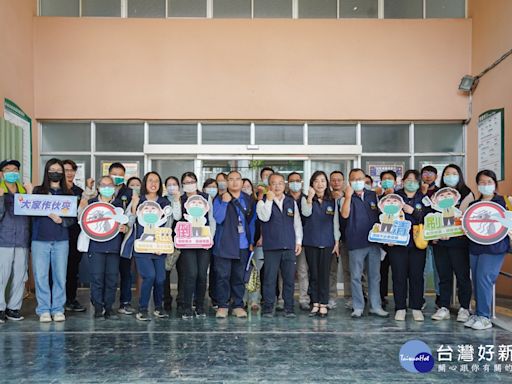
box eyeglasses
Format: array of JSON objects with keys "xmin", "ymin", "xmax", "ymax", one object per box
[{"xmin": 422, "ymin": 172, "xmax": 436, "ymax": 177}]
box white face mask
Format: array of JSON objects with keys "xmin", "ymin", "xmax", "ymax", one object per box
[
  {"xmin": 183, "ymin": 183, "xmax": 197, "ymax": 193},
  {"xmin": 288, "ymin": 181, "xmax": 302, "ymax": 193},
  {"xmin": 167, "ymin": 185, "xmax": 178, "ymax": 195},
  {"xmin": 242, "ymin": 188, "xmax": 253, "ymax": 195}
]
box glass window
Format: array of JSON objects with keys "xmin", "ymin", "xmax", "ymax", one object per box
[
  {"xmin": 95, "ymin": 123, "xmax": 144, "ymax": 152},
  {"xmin": 151, "ymin": 159, "xmax": 195, "ymax": 181},
  {"xmin": 82, "ymin": 0, "xmax": 121, "ymax": 17},
  {"xmin": 96, "ymin": 156, "xmax": 145, "ymax": 179},
  {"xmin": 42, "ymin": 122, "xmax": 91, "ymax": 152},
  {"xmin": 40, "ymin": 0, "xmax": 80, "ymax": 16},
  {"xmin": 202, "ymin": 159, "xmax": 253, "ymax": 182},
  {"xmin": 361, "ymin": 156, "xmax": 410, "ymax": 183},
  {"xmin": 414, "ymin": 123, "xmax": 463, "ymax": 153},
  {"xmin": 255, "ymin": 124, "xmax": 303, "ymax": 145},
  {"xmin": 384, "ymin": 0, "xmax": 423, "ymax": 18},
  {"xmin": 213, "ymin": 0, "xmax": 252, "ymax": 18},
  {"xmin": 202, "ymin": 124, "xmax": 251, "ymax": 144},
  {"xmin": 168, "ymin": 0, "xmax": 207, "ymax": 17},
  {"xmin": 254, "ymin": 0, "xmax": 293, "ymax": 18},
  {"xmin": 361, "ymin": 124, "xmax": 409, "ymax": 152},
  {"xmin": 299, "ymin": 0, "xmax": 337, "ymax": 18},
  {"xmin": 308, "ymin": 124, "xmax": 357, "ymax": 145},
  {"xmin": 340, "ymin": 0, "xmax": 378, "ymax": 18},
  {"xmin": 426, "ymin": 0, "xmax": 465, "ymax": 18},
  {"xmin": 40, "ymin": 155, "xmax": 91, "ymax": 189},
  {"xmin": 148, "ymin": 124, "xmax": 197, "ymax": 144},
  {"xmin": 128, "ymin": 0, "xmax": 166, "ymax": 18},
  {"xmin": 415, "ymin": 156, "xmax": 464, "ymax": 172},
  {"xmin": 311, "ymin": 160, "xmax": 353, "ymax": 181}
]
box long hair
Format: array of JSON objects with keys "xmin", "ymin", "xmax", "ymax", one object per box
[
  {"xmin": 35, "ymin": 158, "xmax": 71, "ymax": 195},
  {"xmin": 440, "ymin": 164, "xmax": 471, "ymax": 199},
  {"xmin": 309, "ymin": 170, "xmax": 332, "ymax": 201},
  {"xmin": 141, "ymin": 171, "xmax": 163, "ymax": 197}
]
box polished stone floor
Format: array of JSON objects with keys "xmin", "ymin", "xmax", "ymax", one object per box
[{"xmin": 2, "ymin": 292, "xmax": 512, "ymax": 383}]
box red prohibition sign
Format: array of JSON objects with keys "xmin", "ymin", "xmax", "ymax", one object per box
[
  {"xmin": 462, "ymin": 201, "xmax": 508, "ymax": 245},
  {"xmin": 80, "ymin": 202, "xmax": 120, "ymax": 242}
]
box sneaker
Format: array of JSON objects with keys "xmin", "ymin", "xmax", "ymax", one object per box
[
  {"xmin": 284, "ymin": 311, "xmax": 296, "ymax": 318},
  {"xmin": 39, "ymin": 313, "xmax": 52, "ymax": 323},
  {"xmin": 65, "ymin": 300, "xmax": 86, "ymax": 312},
  {"xmin": 344, "ymin": 299, "xmax": 353, "ymax": 310},
  {"xmin": 276, "ymin": 299, "xmax": 285, "ymax": 312},
  {"xmin": 0, "ymin": 311, "xmax": 6, "ymax": 323},
  {"xmin": 457, "ymin": 308, "xmax": 470, "ymax": 323},
  {"xmin": 181, "ymin": 311, "xmax": 194, "ymax": 320},
  {"xmin": 394, "ymin": 309, "xmax": 406, "ymax": 321},
  {"xmin": 153, "ymin": 309, "xmax": 169, "ymax": 319},
  {"xmin": 464, "ymin": 314, "xmax": 479, "ymax": 328},
  {"xmin": 471, "ymin": 316, "xmax": 493, "ymax": 330},
  {"xmin": 327, "ymin": 299, "xmax": 337, "ymax": 309},
  {"xmin": 431, "ymin": 307, "xmax": 450, "ymax": 321},
  {"xmin": 299, "ymin": 302, "xmax": 310, "ymax": 311},
  {"xmin": 136, "ymin": 311, "xmax": 151, "ymax": 321},
  {"xmin": 94, "ymin": 308, "xmax": 105, "ymax": 319},
  {"xmin": 195, "ymin": 310, "xmax": 207, "ymax": 318},
  {"xmin": 351, "ymin": 309, "xmax": 363, "ymax": 318},
  {"xmin": 53, "ymin": 312, "xmax": 66, "ymax": 322},
  {"xmin": 5, "ymin": 309, "xmax": 24, "ymax": 321},
  {"xmin": 412, "ymin": 310, "xmax": 424, "ymax": 322},
  {"xmin": 118, "ymin": 304, "xmax": 135, "ymax": 315},
  {"xmin": 232, "ymin": 308, "xmax": 248, "ymax": 318},
  {"xmin": 104, "ymin": 310, "xmax": 120, "ymax": 320},
  {"xmin": 369, "ymin": 308, "xmax": 389, "ymax": 317},
  {"xmin": 216, "ymin": 308, "xmax": 229, "ymax": 319}
]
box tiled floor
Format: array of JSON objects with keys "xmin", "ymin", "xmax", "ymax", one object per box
[{"xmin": 1, "ymin": 292, "xmax": 512, "ymax": 383}]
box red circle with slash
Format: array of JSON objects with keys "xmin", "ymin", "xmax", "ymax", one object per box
[
  {"xmin": 462, "ymin": 201, "xmax": 508, "ymax": 245},
  {"xmin": 80, "ymin": 202, "xmax": 120, "ymax": 242}
]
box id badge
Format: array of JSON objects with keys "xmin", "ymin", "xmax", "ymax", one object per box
[{"xmin": 238, "ymin": 224, "xmax": 245, "ymax": 234}]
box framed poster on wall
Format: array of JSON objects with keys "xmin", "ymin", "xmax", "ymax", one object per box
[
  {"xmin": 101, "ymin": 161, "xmax": 140, "ymax": 179},
  {"xmin": 478, "ymin": 108, "xmax": 505, "ymax": 180}
]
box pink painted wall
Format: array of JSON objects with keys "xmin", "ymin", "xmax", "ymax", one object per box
[{"xmin": 33, "ymin": 18, "xmax": 471, "ymax": 121}]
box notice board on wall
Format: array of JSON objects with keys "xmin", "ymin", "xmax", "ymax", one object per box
[{"xmin": 478, "ymin": 108, "xmax": 505, "ymax": 180}]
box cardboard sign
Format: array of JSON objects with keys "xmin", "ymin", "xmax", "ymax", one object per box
[
  {"xmin": 462, "ymin": 201, "xmax": 512, "ymax": 245},
  {"xmin": 422, "ymin": 187, "xmax": 464, "ymax": 241},
  {"xmin": 14, "ymin": 193, "xmax": 77, "ymax": 217},
  {"xmin": 134, "ymin": 200, "xmax": 174, "ymax": 254},
  {"xmin": 368, "ymin": 193, "xmax": 411, "ymax": 246},
  {"xmin": 175, "ymin": 195, "xmax": 213, "ymax": 249},
  {"xmin": 79, "ymin": 202, "xmax": 129, "ymax": 242}
]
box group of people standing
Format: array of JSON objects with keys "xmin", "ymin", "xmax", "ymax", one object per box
[{"xmin": 0, "ymin": 157, "xmax": 510, "ymax": 331}]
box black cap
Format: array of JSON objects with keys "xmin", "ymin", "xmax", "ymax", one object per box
[{"xmin": 0, "ymin": 159, "xmax": 21, "ymax": 171}]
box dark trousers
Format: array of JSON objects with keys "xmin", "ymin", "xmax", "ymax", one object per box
[
  {"xmin": 119, "ymin": 257, "xmax": 133, "ymax": 305},
  {"xmin": 181, "ymin": 249, "xmax": 210, "ymax": 313},
  {"xmin": 262, "ymin": 249, "xmax": 296, "ymax": 312},
  {"xmin": 164, "ymin": 270, "xmax": 172, "ymax": 310},
  {"xmin": 214, "ymin": 250, "xmax": 249, "ymax": 309},
  {"xmin": 87, "ymin": 252, "xmax": 120, "ymax": 310},
  {"xmin": 176, "ymin": 255, "xmax": 184, "ymax": 308},
  {"xmin": 388, "ymin": 246, "xmax": 426, "ymax": 310},
  {"xmin": 380, "ymin": 253, "xmax": 390, "ymax": 301},
  {"xmin": 66, "ymin": 225, "xmax": 82, "ymax": 303},
  {"xmin": 434, "ymin": 245, "xmax": 472, "ymax": 309},
  {"xmin": 208, "ymin": 252, "xmax": 217, "ymax": 305},
  {"xmin": 134, "ymin": 254, "xmax": 166, "ymax": 312},
  {"xmin": 305, "ymin": 246, "xmax": 332, "ymax": 305}
]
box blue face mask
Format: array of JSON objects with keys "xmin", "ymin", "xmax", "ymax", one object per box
[
  {"xmin": 143, "ymin": 212, "xmax": 159, "ymax": 225},
  {"xmin": 404, "ymin": 181, "xmax": 419, "ymax": 193},
  {"xmin": 381, "ymin": 179, "xmax": 394, "ymax": 190},
  {"xmin": 99, "ymin": 186, "xmax": 115, "ymax": 198},
  {"xmin": 383, "ymin": 204, "xmax": 400, "ymax": 215},
  {"xmin": 205, "ymin": 188, "xmax": 218, "ymax": 198},
  {"xmin": 217, "ymin": 181, "xmax": 227, "ymax": 191},
  {"xmin": 478, "ymin": 184, "xmax": 495, "ymax": 196},
  {"xmin": 351, "ymin": 180, "xmax": 365, "ymax": 192},
  {"xmin": 289, "ymin": 182, "xmax": 302, "ymax": 193},
  {"xmin": 188, "ymin": 206, "xmax": 205, "ymax": 218},
  {"xmin": 438, "ymin": 197, "xmax": 455, "ymax": 209},
  {"xmin": 4, "ymin": 172, "xmax": 19, "ymax": 183},
  {"xmin": 443, "ymin": 174, "xmax": 459, "ymax": 187},
  {"xmin": 111, "ymin": 175, "xmax": 125, "ymax": 186}
]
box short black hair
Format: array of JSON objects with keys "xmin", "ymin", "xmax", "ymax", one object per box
[
  {"xmin": 202, "ymin": 178, "xmax": 217, "ymax": 189},
  {"xmin": 63, "ymin": 159, "xmax": 78, "ymax": 171},
  {"xmin": 380, "ymin": 170, "xmax": 397, "ymax": 181},
  {"xmin": 287, "ymin": 172, "xmax": 301, "ymax": 181},
  {"xmin": 476, "ymin": 169, "xmax": 499, "ymax": 191},
  {"xmin": 108, "ymin": 162, "xmax": 126, "ymax": 173},
  {"xmin": 349, "ymin": 168, "xmax": 366, "ymax": 178},
  {"xmin": 365, "ymin": 174, "xmax": 373, "ymax": 183},
  {"xmin": 181, "ymin": 172, "xmax": 198, "ymax": 183},
  {"xmin": 260, "ymin": 167, "xmax": 275, "ymax": 178},
  {"xmin": 165, "ymin": 176, "xmax": 180, "ymax": 187},
  {"xmin": 329, "ymin": 170, "xmax": 344, "ymax": 179},
  {"xmin": 403, "ymin": 169, "xmax": 420, "ymax": 181},
  {"xmin": 421, "ymin": 165, "xmax": 438, "ymax": 174},
  {"xmin": 126, "ymin": 176, "xmax": 142, "ymax": 187}
]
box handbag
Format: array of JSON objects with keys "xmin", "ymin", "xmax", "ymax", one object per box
[
  {"xmin": 413, "ymin": 224, "xmax": 428, "ymax": 250},
  {"xmin": 77, "ymin": 231, "xmax": 90, "ymax": 253},
  {"xmin": 245, "ymin": 255, "xmax": 260, "ymax": 293}
]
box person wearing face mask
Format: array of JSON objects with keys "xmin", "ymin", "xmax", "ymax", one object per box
[
  {"xmin": 178, "ymin": 172, "xmax": 216, "ymax": 319},
  {"xmin": 0, "ymin": 160, "xmax": 32, "ymax": 323},
  {"xmin": 341, "ymin": 168, "xmax": 388, "ymax": 318},
  {"xmin": 203, "ymin": 178, "xmax": 218, "ymax": 201},
  {"xmin": 302, "ymin": 171, "xmax": 340, "ymax": 318},
  {"xmin": 162, "ymin": 176, "xmax": 183, "ymax": 312},
  {"xmin": 216, "ymin": 173, "xmax": 228, "ymax": 196},
  {"xmin": 387, "ymin": 170, "xmax": 427, "ymax": 322},
  {"xmin": 62, "ymin": 160, "xmax": 86, "ymax": 313},
  {"xmin": 127, "ymin": 177, "xmax": 142, "ymax": 197},
  {"xmin": 257, "ymin": 167, "xmax": 274, "ymax": 201},
  {"xmin": 364, "ymin": 175, "xmax": 374, "ymax": 191},
  {"xmin": 431, "ymin": 164, "xmax": 473, "ymax": 323},
  {"xmin": 78, "ymin": 176, "xmax": 129, "ymax": 319},
  {"xmin": 31, "ymin": 158, "xmax": 75, "ymax": 323},
  {"xmin": 464, "ymin": 170, "xmax": 509, "ymax": 330}
]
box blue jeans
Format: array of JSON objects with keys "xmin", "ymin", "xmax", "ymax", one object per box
[
  {"xmin": 31, "ymin": 240, "xmax": 69, "ymax": 315},
  {"xmin": 134, "ymin": 254, "xmax": 166, "ymax": 312},
  {"xmin": 215, "ymin": 250, "xmax": 250, "ymax": 310},
  {"xmin": 88, "ymin": 252, "xmax": 120, "ymax": 310},
  {"xmin": 470, "ymin": 253, "xmax": 506, "ymax": 318},
  {"xmin": 349, "ymin": 245, "xmax": 382, "ymax": 311}
]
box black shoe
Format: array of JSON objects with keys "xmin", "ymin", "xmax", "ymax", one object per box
[
  {"xmin": 153, "ymin": 309, "xmax": 170, "ymax": 319},
  {"xmin": 136, "ymin": 311, "xmax": 151, "ymax": 321},
  {"xmin": 284, "ymin": 311, "xmax": 296, "ymax": 319},
  {"xmin": 181, "ymin": 311, "xmax": 194, "ymax": 320},
  {"xmin": 94, "ymin": 307, "xmax": 105, "ymax": 319},
  {"xmin": 66, "ymin": 300, "xmax": 86, "ymax": 312},
  {"xmin": 0, "ymin": 311, "xmax": 6, "ymax": 323},
  {"xmin": 5, "ymin": 309, "xmax": 24, "ymax": 321},
  {"xmin": 104, "ymin": 309, "xmax": 120, "ymax": 320},
  {"xmin": 195, "ymin": 309, "xmax": 207, "ymax": 318}
]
